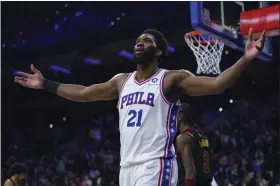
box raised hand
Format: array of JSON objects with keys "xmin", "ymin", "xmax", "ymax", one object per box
[
  {"xmin": 245, "ymin": 28, "xmax": 266, "ymax": 61},
  {"xmin": 14, "ymin": 64, "xmax": 44, "ymax": 89}
]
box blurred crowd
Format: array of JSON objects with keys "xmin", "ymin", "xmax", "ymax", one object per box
[
  {"xmin": 203, "ymin": 96, "xmax": 279, "ymax": 186},
  {"xmin": 2, "ymin": 96, "xmax": 279, "ymax": 186}
]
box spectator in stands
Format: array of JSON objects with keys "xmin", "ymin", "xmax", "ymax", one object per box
[
  {"xmin": 2, "ymin": 97, "xmax": 279, "ymax": 186},
  {"xmin": 3, "ymin": 163, "xmax": 28, "ymax": 186}
]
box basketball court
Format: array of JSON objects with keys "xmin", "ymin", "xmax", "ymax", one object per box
[{"xmin": 185, "ymin": 2, "xmax": 279, "ymax": 75}]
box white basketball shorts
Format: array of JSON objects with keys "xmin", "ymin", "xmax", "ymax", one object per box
[{"xmin": 119, "ymin": 158, "xmax": 178, "ymax": 186}]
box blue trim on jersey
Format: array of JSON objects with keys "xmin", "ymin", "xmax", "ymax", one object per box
[
  {"xmin": 166, "ymin": 104, "xmax": 179, "ymax": 158},
  {"xmin": 160, "ymin": 159, "xmax": 173, "ymax": 186},
  {"xmin": 160, "ymin": 70, "xmax": 171, "ymax": 105}
]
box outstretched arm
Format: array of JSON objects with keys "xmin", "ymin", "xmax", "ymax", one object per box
[
  {"xmin": 174, "ymin": 56, "xmax": 249, "ymax": 96},
  {"xmin": 177, "ymin": 134, "xmax": 196, "ymax": 186},
  {"xmin": 174, "ymin": 28, "xmax": 265, "ymax": 96},
  {"xmin": 54, "ymin": 74, "xmax": 124, "ymax": 102},
  {"xmin": 14, "ymin": 64, "xmax": 126, "ymax": 102}
]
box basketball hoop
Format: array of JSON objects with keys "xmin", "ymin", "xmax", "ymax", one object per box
[{"xmin": 184, "ymin": 31, "xmax": 224, "ymax": 75}]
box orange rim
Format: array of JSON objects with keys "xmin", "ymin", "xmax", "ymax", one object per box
[
  {"xmin": 185, "ymin": 30, "xmax": 202, "ymax": 36},
  {"xmin": 185, "ymin": 31, "xmax": 220, "ymax": 45}
]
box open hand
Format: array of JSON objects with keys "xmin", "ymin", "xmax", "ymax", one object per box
[
  {"xmin": 245, "ymin": 28, "xmax": 266, "ymax": 61},
  {"xmin": 14, "ymin": 64, "xmax": 44, "ymax": 89}
]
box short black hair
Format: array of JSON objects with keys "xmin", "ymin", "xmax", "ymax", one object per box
[
  {"xmin": 142, "ymin": 29, "xmax": 168, "ymax": 59},
  {"xmin": 178, "ymin": 103, "xmax": 199, "ymax": 126},
  {"xmin": 9, "ymin": 163, "xmax": 28, "ymax": 176}
]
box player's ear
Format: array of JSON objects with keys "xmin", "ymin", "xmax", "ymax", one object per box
[{"xmin": 156, "ymin": 50, "xmax": 163, "ymax": 57}]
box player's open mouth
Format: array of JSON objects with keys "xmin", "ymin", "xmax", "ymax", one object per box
[{"xmin": 135, "ymin": 50, "xmax": 144, "ymax": 55}]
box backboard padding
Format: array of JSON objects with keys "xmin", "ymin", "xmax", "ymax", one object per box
[{"xmin": 190, "ymin": 1, "xmax": 273, "ymax": 61}]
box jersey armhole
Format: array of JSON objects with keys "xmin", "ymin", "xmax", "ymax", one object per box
[
  {"xmin": 117, "ymin": 73, "xmax": 133, "ymax": 109},
  {"xmin": 183, "ymin": 132, "xmax": 194, "ymax": 138},
  {"xmin": 160, "ymin": 70, "xmax": 172, "ymax": 105}
]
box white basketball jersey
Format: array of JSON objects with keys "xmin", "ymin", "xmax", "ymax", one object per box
[{"xmin": 117, "ymin": 69, "xmax": 179, "ymax": 167}]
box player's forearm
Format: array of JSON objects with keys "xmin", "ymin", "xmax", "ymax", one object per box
[
  {"xmin": 43, "ymin": 79, "xmax": 89, "ymax": 102},
  {"xmin": 182, "ymin": 156, "xmax": 196, "ymax": 179},
  {"xmin": 184, "ymin": 168, "xmax": 196, "ymax": 180},
  {"xmin": 184, "ymin": 167, "xmax": 196, "ymax": 186},
  {"xmin": 215, "ymin": 55, "xmax": 251, "ymax": 91},
  {"xmin": 57, "ymin": 84, "xmax": 90, "ymax": 102}
]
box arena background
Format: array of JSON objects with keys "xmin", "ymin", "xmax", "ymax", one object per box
[{"xmin": 1, "ymin": 2, "xmax": 279, "ymax": 186}]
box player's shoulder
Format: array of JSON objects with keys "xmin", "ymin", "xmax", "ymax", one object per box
[
  {"xmin": 111, "ymin": 73, "xmax": 129, "ymax": 80},
  {"xmin": 165, "ymin": 69, "xmax": 194, "ymax": 81},
  {"xmin": 110, "ymin": 73, "xmax": 130, "ymax": 83},
  {"xmin": 111, "ymin": 73, "xmax": 134, "ymax": 90},
  {"xmin": 4, "ymin": 179, "xmax": 13, "ymax": 186},
  {"xmin": 177, "ymin": 132, "xmax": 194, "ymax": 145}
]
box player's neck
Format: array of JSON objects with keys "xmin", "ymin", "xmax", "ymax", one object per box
[{"xmin": 136, "ymin": 62, "xmax": 159, "ymax": 81}]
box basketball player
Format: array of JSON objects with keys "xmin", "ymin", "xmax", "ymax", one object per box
[
  {"xmin": 4, "ymin": 163, "xmax": 28, "ymax": 186},
  {"xmin": 176, "ymin": 103, "xmax": 217, "ymax": 186},
  {"xmin": 14, "ymin": 28, "xmax": 265, "ymax": 186}
]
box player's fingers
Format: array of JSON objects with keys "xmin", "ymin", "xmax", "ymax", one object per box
[
  {"xmin": 14, "ymin": 79, "xmax": 28, "ymax": 86},
  {"xmin": 15, "ymin": 76, "xmax": 27, "ymax": 81},
  {"xmin": 19, "ymin": 82, "xmax": 29, "ymax": 87},
  {"xmin": 18, "ymin": 71, "xmax": 31, "ymax": 78},
  {"xmin": 248, "ymin": 27, "xmax": 254, "ymax": 41},
  {"xmin": 254, "ymin": 45, "xmax": 262, "ymax": 52},
  {"xmin": 255, "ymin": 30, "xmax": 266, "ymax": 50},
  {"xmin": 260, "ymin": 30, "xmax": 266, "ymax": 41},
  {"xmin": 31, "ymin": 64, "xmax": 40, "ymax": 73}
]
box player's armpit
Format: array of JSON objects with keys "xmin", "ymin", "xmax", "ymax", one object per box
[
  {"xmin": 80, "ymin": 73, "xmax": 127, "ymax": 101},
  {"xmin": 174, "ymin": 70, "xmax": 222, "ymax": 96},
  {"xmin": 176, "ymin": 134, "xmax": 196, "ymax": 180}
]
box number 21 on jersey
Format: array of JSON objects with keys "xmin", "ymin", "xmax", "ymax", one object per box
[{"xmin": 127, "ymin": 109, "xmax": 143, "ymax": 127}]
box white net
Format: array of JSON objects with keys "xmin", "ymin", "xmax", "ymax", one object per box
[{"xmin": 185, "ymin": 31, "xmax": 224, "ymax": 74}]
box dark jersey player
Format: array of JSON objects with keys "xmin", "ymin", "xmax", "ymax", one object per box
[
  {"xmin": 176, "ymin": 103, "xmax": 217, "ymax": 186},
  {"xmin": 15, "ymin": 28, "xmax": 264, "ymax": 186}
]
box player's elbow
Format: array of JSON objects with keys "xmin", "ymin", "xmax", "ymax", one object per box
[
  {"xmin": 78, "ymin": 87, "xmax": 93, "ymax": 102},
  {"xmin": 212, "ymin": 80, "xmax": 226, "ymax": 94}
]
